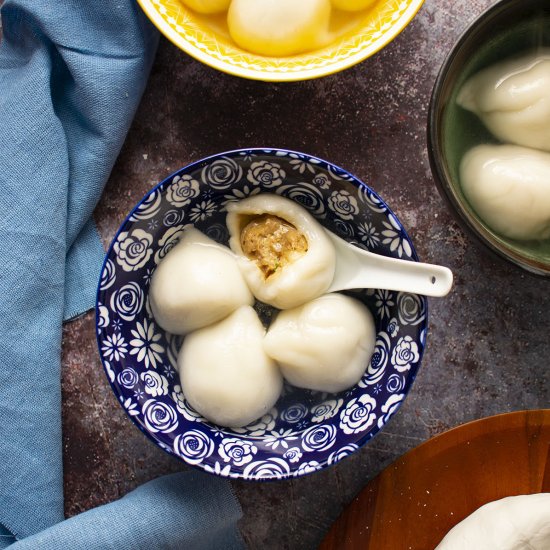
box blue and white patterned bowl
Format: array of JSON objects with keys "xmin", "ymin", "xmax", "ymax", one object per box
[{"xmin": 96, "ymin": 148, "xmax": 428, "ymax": 480}]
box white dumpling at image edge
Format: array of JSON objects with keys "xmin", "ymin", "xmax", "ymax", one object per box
[
  {"xmin": 435, "ymin": 493, "xmax": 550, "ymax": 550},
  {"xmin": 178, "ymin": 305, "xmax": 283, "ymax": 428},
  {"xmin": 226, "ymin": 194, "xmax": 337, "ymax": 310},
  {"xmin": 149, "ymin": 227, "xmax": 253, "ymax": 335},
  {"xmin": 457, "ymin": 50, "xmax": 550, "ymax": 152},
  {"xmin": 460, "ymin": 144, "xmax": 550, "ymax": 241},
  {"xmin": 263, "ymin": 293, "xmax": 376, "ymax": 393},
  {"xmin": 227, "ymin": 0, "xmax": 332, "ymax": 57}
]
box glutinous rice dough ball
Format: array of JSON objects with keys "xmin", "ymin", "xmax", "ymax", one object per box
[
  {"xmin": 460, "ymin": 144, "xmax": 550, "ymax": 241},
  {"xmin": 263, "ymin": 293, "xmax": 376, "ymax": 392},
  {"xmin": 178, "ymin": 305, "xmax": 283, "ymax": 428},
  {"xmin": 227, "ymin": 0, "xmax": 332, "ymax": 57},
  {"xmin": 457, "ymin": 50, "xmax": 550, "ymax": 152},
  {"xmin": 149, "ymin": 227, "xmax": 253, "ymax": 335}
]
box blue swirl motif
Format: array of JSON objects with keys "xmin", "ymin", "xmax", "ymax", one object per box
[
  {"xmin": 129, "ymin": 188, "xmax": 162, "ymax": 221},
  {"xmin": 283, "ymin": 446, "xmax": 303, "ymax": 464},
  {"xmin": 219, "ymin": 437, "xmax": 257, "ymax": 467},
  {"xmin": 339, "ymin": 394, "xmax": 377, "ymax": 435},
  {"xmin": 246, "ymin": 160, "xmax": 285, "ymax": 188},
  {"xmin": 243, "ymin": 457, "xmax": 291, "ymax": 480},
  {"xmin": 387, "ymin": 317, "xmax": 400, "ymax": 338},
  {"xmin": 386, "ymin": 373, "xmax": 405, "ymax": 393},
  {"xmin": 166, "ymin": 175, "xmax": 200, "ymax": 207},
  {"xmin": 376, "ymin": 394, "xmax": 405, "ymax": 429},
  {"xmin": 333, "ymin": 218, "xmax": 356, "ymax": 239},
  {"xmin": 117, "ymin": 367, "xmax": 139, "ymax": 389},
  {"xmin": 391, "ymin": 336, "xmax": 420, "ymax": 373},
  {"xmin": 201, "ymin": 157, "xmax": 243, "ymax": 190},
  {"xmin": 154, "ymin": 225, "xmax": 185, "ymax": 265},
  {"xmin": 358, "ymin": 187, "xmax": 388, "ymax": 214},
  {"xmin": 173, "ymin": 429, "xmax": 214, "ymax": 465},
  {"xmin": 301, "ymin": 424, "xmax": 337, "ymax": 452},
  {"xmin": 312, "ymin": 172, "xmax": 332, "ymax": 190},
  {"xmin": 276, "ymin": 182, "xmax": 326, "ymax": 217},
  {"xmin": 327, "ymin": 444, "xmax": 359, "ymax": 465},
  {"xmin": 397, "ymin": 292, "xmax": 426, "ymax": 326},
  {"xmin": 359, "ymin": 331, "xmax": 391, "ymax": 387},
  {"xmin": 310, "ymin": 399, "xmax": 344, "ymax": 423},
  {"xmin": 280, "ymin": 404, "xmax": 308, "ymax": 424},
  {"xmin": 328, "ymin": 190, "xmax": 360, "ymax": 221},
  {"xmin": 100, "ymin": 259, "xmax": 116, "ymax": 291},
  {"xmin": 162, "ymin": 209, "xmax": 185, "ymax": 227},
  {"xmin": 110, "ymin": 281, "xmax": 144, "ymax": 322},
  {"xmin": 204, "ymin": 223, "xmax": 229, "ymax": 243},
  {"xmin": 142, "ymin": 399, "xmax": 178, "ymax": 434},
  {"xmin": 113, "ymin": 229, "xmax": 153, "ymax": 272},
  {"xmin": 326, "ymin": 164, "xmax": 349, "ymax": 181}
]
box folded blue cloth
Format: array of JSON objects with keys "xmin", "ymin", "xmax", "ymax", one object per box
[
  {"xmin": 9, "ymin": 473, "xmax": 243, "ymax": 550},
  {"xmin": 0, "ymin": 0, "xmax": 243, "ymax": 547}
]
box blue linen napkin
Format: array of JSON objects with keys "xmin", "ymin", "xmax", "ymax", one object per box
[
  {"xmin": 8, "ymin": 473, "xmax": 243, "ymax": 550},
  {"xmin": 0, "ymin": 0, "xmax": 243, "ymax": 547}
]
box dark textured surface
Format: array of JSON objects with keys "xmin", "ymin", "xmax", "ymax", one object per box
[{"xmin": 62, "ymin": 1, "xmax": 550, "ymax": 548}]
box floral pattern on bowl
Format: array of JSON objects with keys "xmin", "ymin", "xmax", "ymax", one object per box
[{"xmin": 96, "ymin": 148, "xmax": 428, "ymax": 480}]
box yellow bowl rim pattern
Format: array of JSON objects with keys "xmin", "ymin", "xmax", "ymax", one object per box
[{"xmin": 137, "ymin": 0, "xmax": 425, "ymax": 81}]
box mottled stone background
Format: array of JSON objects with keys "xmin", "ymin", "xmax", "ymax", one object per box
[{"xmin": 62, "ymin": 1, "xmax": 550, "ymax": 548}]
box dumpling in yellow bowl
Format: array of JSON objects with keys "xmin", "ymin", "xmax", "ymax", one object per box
[
  {"xmin": 227, "ymin": 0, "xmax": 332, "ymax": 57},
  {"xmin": 180, "ymin": 0, "xmax": 231, "ymax": 14},
  {"xmin": 330, "ymin": 0, "xmax": 378, "ymax": 11}
]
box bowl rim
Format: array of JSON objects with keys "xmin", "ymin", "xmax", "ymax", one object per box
[
  {"xmin": 136, "ymin": 0, "xmax": 425, "ymax": 82},
  {"xmin": 95, "ymin": 147, "xmax": 429, "ymax": 480},
  {"xmin": 427, "ymin": 0, "xmax": 550, "ymax": 277}
]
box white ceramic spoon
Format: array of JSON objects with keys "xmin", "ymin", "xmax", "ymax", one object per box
[{"xmin": 326, "ymin": 231, "xmax": 453, "ymax": 297}]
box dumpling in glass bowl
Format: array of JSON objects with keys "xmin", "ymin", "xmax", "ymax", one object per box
[
  {"xmin": 226, "ymin": 194, "xmax": 336, "ymax": 310},
  {"xmin": 457, "ymin": 50, "xmax": 550, "ymax": 152},
  {"xmin": 460, "ymin": 144, "xmax": 550, "ymax": 241}
]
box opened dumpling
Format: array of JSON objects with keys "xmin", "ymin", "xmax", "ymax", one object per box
[
  {"xmin": 226, "ymin": 194, "xmax": 336, "ymax": 309},
  {"xmin": 457, "ymin": 50, "xmax": 550, "ymax": 152},
  {"xmin": 263, "ymin": 293, "xmax": 376, "ymax": 392},
  {"xmin": 180, "ymin": 0, "xmax": 231, "ymax": 14},
  {"xmin": 330, "ymin": 0, "xmax": 378, "ymax": 11},
  {"xmin": 227, "ymin": 0, "xmax": 331, "ymax": 57},
  {"xmin": 460, "ymin": 144, "xmax": 550, "ymax": 241},
  {"xmin": 178, "ymin": 306, "xmax": 282, "ymax": 428},
  {"xmin": 149, "ymin": 227, "xmax": 253, "ymax": 335}
]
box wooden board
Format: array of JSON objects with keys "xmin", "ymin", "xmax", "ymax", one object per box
[{"xmin": 319, "ymin": 409, "xmax": 550, "ymax": 550}]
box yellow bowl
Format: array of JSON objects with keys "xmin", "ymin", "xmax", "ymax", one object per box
[{"xmin": 137, "ymin": 0, "xmax": 425, "ymax": 81}]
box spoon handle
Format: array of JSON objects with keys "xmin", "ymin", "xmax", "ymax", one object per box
[{"xmin": 327, "ymin": 235, "xmax": 453, "ymax": 297}]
